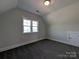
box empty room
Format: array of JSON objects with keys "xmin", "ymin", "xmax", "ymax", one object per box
[{"xmin": 0, "ymin": 0, "xmax": 79, "ymax": 59}]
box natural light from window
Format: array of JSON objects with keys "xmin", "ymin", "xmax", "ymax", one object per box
[
  {"xmin": 32, "ymin": 21, "xmax": 38, "ymax": 32},
  {"xmin": 23, "ymin": 18, "xmax": 38, "ymax": 33},
  {"xmin": 23, "ymin": 19, "xmax": 31, "ymax": 33}
]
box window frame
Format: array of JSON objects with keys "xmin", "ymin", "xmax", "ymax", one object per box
[
  {"xmin": 22, "ymin": 17, "xmax": 39, "ymax": 34},
  {"xmin": 23, "ymin": 18, "xmax": 31, "ymax": 33},
  {"xmin": 32, "ymin": 20, "xmax": 39, "ymax": 32}
]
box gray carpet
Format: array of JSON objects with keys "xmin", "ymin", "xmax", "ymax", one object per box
[{"xmin": 0, "ymin": 39, "xmax": 79, "ymax": 59}]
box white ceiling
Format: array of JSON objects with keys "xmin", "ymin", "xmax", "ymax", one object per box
[
  {"xmin": 0, "ymin": 0, "xmax": 17, "ymax": 14},
  {"xmin": 0, "ymin": 0, "xmax": 79, "ymax": 16},
  {"xmin": 18, "ymin": 0, "xmax": 79, "ymax": 15}
]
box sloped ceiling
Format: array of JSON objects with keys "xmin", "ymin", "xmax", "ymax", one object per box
[
  {"xmin": 0, "ymin": 0, "xmax": 17, "ymax": 14},
  {"xmin": 18, "ymin": 0, "xmax": 79, "ymax": 15},
  {"xmin": 0, "ymin": 0, "xmax": 79, "ymax": 16}
]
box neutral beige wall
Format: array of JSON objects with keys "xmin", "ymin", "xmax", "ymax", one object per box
[
  {"xmin": 0, "ymin": 8, "xmax": 46, "ymax": 52},
  {"xmin": 45, "ymin": 2, "xmax": 79, "ymax": 42}
]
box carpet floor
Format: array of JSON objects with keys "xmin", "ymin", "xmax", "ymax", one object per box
[{"xmin": 0, "ymin": 39, "xmax": 79, "ymax": 59}]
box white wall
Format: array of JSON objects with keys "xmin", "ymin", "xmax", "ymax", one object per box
[
  {"xmin": 45, "ymin": 2, "xmax": 79, "ymax": 47},
  {"xmin": 0, "ymin": 8, "xmax": 46, "ymax": 52}
]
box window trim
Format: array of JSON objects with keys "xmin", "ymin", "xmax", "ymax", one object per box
[
  {"xmin": 22, "ymin": 17, "xmax": 31, "ymax": 34},
  {"xmin": 22, "ymin": 17, "xmax": 39, "ymax": 34},
  {"xmin": 32, "ymin": 20, "xmax": 39, "ymax": 32}
]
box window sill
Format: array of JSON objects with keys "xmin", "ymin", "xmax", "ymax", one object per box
[{"xmin": 23, "ymin": 32, "xmax": 39, "ymax": 35}]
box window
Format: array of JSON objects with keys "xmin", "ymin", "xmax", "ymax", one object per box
[
  {"xmin": 23, "ymin": 18, "xmax": 38, "ymax": 33},
  {"xmin": 32, "ymin": 21, "xmax": 38, "ymax": 32},
  {"xmin": 23, "ymin": 19, "xmax": 31, "ymax": 33}
]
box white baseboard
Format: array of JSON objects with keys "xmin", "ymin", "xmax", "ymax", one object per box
[
  {"xmin": 49, "ymin": 38, "xmax": 79, "ymax": 47},
  {"xmin": 0, "ymin": 38, "xmax": 45, "ymax": 52}
]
